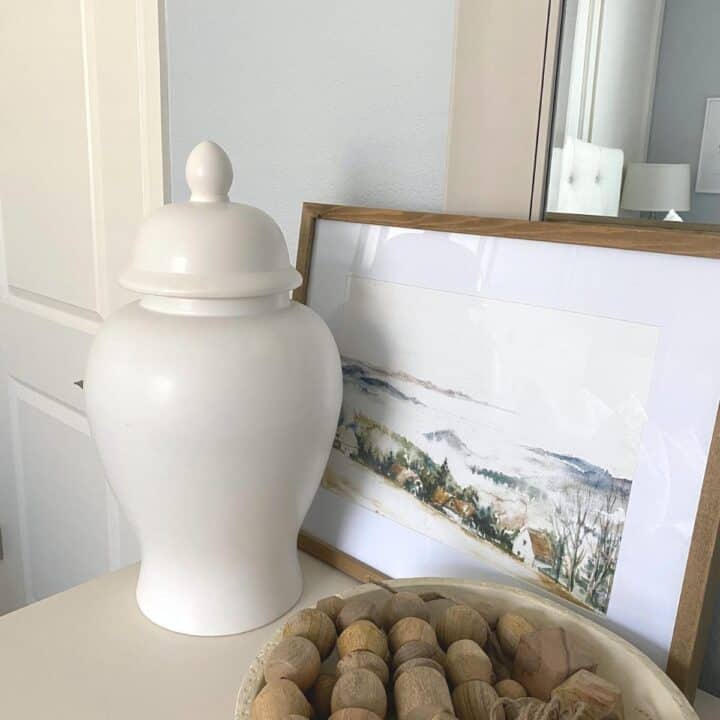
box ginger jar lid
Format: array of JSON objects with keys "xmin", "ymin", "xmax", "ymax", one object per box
[{"xmin": 120, "ymin": 141, "xmax": 302, "ymax": 298}]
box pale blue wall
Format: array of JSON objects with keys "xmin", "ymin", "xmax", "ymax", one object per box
[
  {"xmin": 646, "ymin": 0, "xmax": 720, "ymax": 225},
  {"xmin": 164, "ymin": 0, "xmax": 456, "ymax": 261}
]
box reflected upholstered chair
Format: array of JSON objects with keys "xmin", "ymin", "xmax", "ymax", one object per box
[{"xmin": 546, "ymin": 136, "xmax": 624, "ymax": 217}]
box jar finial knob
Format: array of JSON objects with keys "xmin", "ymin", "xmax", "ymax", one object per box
[{"xmin": 186, "ymin": 140, "xmax": 234, "ymax": 203}]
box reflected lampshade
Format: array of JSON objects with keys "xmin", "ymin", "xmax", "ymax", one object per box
[{"xmin": 620, "ymin": 163, "xmax": 691, "ymax": 212}]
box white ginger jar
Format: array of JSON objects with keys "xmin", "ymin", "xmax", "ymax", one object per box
[{"xmin": 85, "ymin": 141, "xmax": 342, "ymax": 636}]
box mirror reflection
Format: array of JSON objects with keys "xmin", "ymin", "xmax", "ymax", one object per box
[{"xmin": 546, "ymin": 1, "xmax": 720, "ymax": 226}]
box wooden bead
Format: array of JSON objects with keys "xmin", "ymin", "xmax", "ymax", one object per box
[
  {"xmin": 494, "ymin": 679, "xmax": 526, "ymax": 700},
  {"xmin": 337, "ymin": 650, "xmax": 390, "ymax": 685},
  {"xmin": 451, "ymin": 680, "xmax": 503, "ymax": 720},
  {"xmin": 394, "ymin": 666, "xmax": 453, "ymax": 720},
  {"xmin": 336, "ymin": 597, "xmax": 383, "ymax": 632},
  {"xmin": 405, "ymin": 708, "xmax": 456, "ymax": 720},
  {"xmin": 284, "ymin": 608, "xmax": 338, "ymax": 659},
  {"xmin": 551, "ymin": 669, "xmax": 623, "ymax": 720},
  {"xmin": 393, "ymin": 640, "xmax": 446, "ymax": 669},
  {"xmin": 485, "ymin": 632, "xmax": 512, "ymax": 683},
  {"xmin": 492, "ymin": 663, "xmax": 511, "ymax": 683},
  {"xmin": 512, "ymin": 628, "xmax": 596, "ymax": 701},
  {"xmin": 393, "ymin": 657, "xmax": 446, "ymax": 684},
  {"xmin": 388, "ymin": 617, "xmax": 438, "ymax": 654},
  {"xmin": 264, "ymin": 636, "xmax": 321, "ymax": 691},
  {"xmin": 436, "ymin": 605, "xmax": 489, "ymax": 650},
  {"xmin": 382, "ymin": 591, "xmax": 430, "ymax": 629},
  {"xmin": 309, "ymin": 673, "xmax": 337, "ymax": 720},
  {"xmin": 331, "ymin": 668, "xmax": 388, "ymax": 719},
  {"xmin": 251, "ymin": 679, "xmax": 313, "ymax": 720},
  {"xmin": 317, "ymin": 595, "xmax": 346, "ymax": 623},
  {"xmin": 496, "ymin": 614, "xmax": 535, "ymax": 658},
  {"xmin": 459, "ymin": 598, "xmax": 497, "ymax": 628},
  {"xmin": 425, "ymin": 599, "xmax": 457, "ymax": 632},
  {"xmin": 445, "ymin": 639, "xmax": 493, "ymax": 687},
  {"xmin": 337, "ymin": 620, "xmax": 389, "ymax": 660},
  {"xmin": 421, "ymin": 593, "xmax": 496, "ymax": 627},
  {"xmin": 329, "ymin": 710, "xmax": 383, "ymax": 720}
]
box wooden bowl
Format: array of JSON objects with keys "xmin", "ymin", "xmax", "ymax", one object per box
[{"xmin": 235, "ymin": 578, "xmax": 697, "ymax": 720}]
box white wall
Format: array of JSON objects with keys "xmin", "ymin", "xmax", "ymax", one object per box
[{"xmin": 165, "ymin": 0, "xmax": 456, "ymax": 259}]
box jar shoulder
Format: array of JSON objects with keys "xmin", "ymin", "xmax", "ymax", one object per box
[
  {"xmin": 93, "ymin": 299, "xmax": 336, "ymax": 346},
  {"xmin": 87, "ymin": 299, "xmax": 341, "ymax": 382}
]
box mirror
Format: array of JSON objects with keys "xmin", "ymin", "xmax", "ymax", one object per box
[{"xmin": 545, "ymin": 0, "xmax": 720, "ymax": 228}]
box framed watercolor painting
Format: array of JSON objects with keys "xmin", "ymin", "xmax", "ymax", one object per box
[{"xmin": 293, "ymin": 203, "xmax": 720, "ymax": 699}]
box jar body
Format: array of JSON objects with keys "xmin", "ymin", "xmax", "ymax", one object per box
[{"xmin": 85, "ymin": 296, "xmax": 342, "ymax": 635}]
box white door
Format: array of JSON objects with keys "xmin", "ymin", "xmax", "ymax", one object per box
[{"xmin": 0, "ymin": 1, "xmax": 164, "ymax": 612}]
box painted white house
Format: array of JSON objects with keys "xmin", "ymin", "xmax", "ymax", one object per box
[
  {"xmin": 513, "ymin": 526, "xmax": 554, "ymax": 567},
  {"xmin": 512, "ymin": 527, "xmax": 535, "ymax": 563}
]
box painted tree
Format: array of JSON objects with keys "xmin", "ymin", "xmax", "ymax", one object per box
[
  {"xmin": 436, "ymin": 458, "xmax": 451, "ymax": 487},
  {"xmin": 459, "ymin": 485, "xmax": 480, "ymax": 505},
  {"xmin": 554, "ymin": 487, "xmax": 593, "ymax": 592},
  {"xmin": 550, "ymin": 514, "xmax": 569, "ymax": 582},
  {"xmin": 420, "ymin": 457, "xmax": 449, "ymax": 502},
  {"xmin": 585, "ymin": 488, "xmax": 623, "ymax": 609}
]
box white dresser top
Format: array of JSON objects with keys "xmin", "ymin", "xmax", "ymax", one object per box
[
  {"xmin": 0, "ymin": 551, "xmax": 716, "ymax": 719},
  {"xmin": 0, "ymin": 552, "xmax": 356, "ymax": 719}
]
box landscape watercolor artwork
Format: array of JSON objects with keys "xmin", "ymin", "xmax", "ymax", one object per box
[{"xmin": 324, "ymin": 276, "xmax": 659, "ymax": 614}]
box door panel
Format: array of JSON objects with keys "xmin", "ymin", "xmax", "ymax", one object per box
[
  {"xmin": 0, "ymin": 359, "xmax": 26, "ymax": 612},
  {"xmin": 12, "ymin": 387, "xmax": 108, "ymax": 601},
  {"xmin": 0, "ymin": 0, "xmax": 163, "ymax": 613},
  {"xmin": 1, "ymin": 1, "xmax": 98, "ymax": 311},
  {"xmin": 1, "ymin": 307, "xmax": 93, "ymax": 411}
]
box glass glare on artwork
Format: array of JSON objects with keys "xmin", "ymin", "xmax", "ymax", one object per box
[{"xmin": 325, "ymin": 276, "xmax": 659, "ymax": 614}]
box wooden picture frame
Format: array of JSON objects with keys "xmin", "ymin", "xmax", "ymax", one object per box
[{"xmin": 294, "ymin": 202, "xmax": 720, "ymax": 700}]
